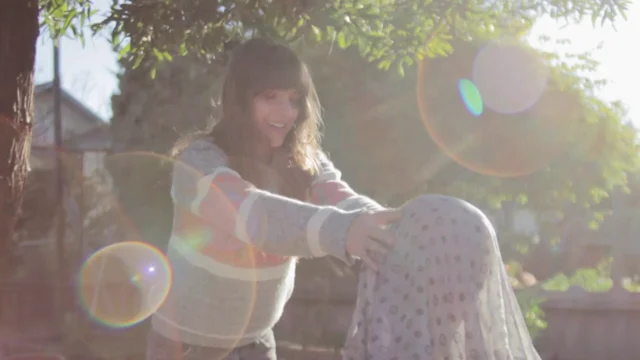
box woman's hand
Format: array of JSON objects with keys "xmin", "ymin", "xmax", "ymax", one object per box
[{"xmin": 346, "ymin": 209, "xmax": 402, "ymax": 270}]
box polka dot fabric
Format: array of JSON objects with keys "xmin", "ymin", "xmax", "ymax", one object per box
[{"xmin": 343, "ymin": 195, "xmax": 541, "ymax": 360}]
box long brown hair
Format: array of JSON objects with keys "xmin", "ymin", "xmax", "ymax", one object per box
[{"xmin": 174, "ymin": 38, "xmax": 323, "ymax": 201}]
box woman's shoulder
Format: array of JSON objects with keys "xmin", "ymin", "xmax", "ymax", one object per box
[
  {"xmin": 182, "ymin": 136, "xmax": 225, "ymax": 154},
  {"xmin": 175, "ymin": 136, "xmax": 229, "ymax": 171},
  {"xmin": 311, "ymin": 148, "xmax": 341, "ymax": 182}
]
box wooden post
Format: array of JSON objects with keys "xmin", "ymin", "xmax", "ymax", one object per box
[{"xmin": 53, "ymin": 40, "xmax": 67, "ymax": 325}]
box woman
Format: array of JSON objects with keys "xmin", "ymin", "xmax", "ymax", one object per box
[
  {"xmin": 343, "ymin": 195, "xmax": 542, "ymax": 360},
  {"xmin": 146, "ymin": 38, "xmax": 399, "ymax": 359}
]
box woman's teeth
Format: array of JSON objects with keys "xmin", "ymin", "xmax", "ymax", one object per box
[{"xmin": 268, "ymin": 122, "xmax": 286, "ymax": 128}]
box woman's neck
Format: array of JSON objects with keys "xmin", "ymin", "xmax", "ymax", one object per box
[{"xmin": 253, "ymin": 143, "xmax": 275, "ymax": 164}]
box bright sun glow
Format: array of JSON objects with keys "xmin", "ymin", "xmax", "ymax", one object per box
[{"xmin": 528, "ymin": 2, "xmax": 640, "ymax": 128}]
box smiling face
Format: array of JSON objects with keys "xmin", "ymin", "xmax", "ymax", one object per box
[
  {"xmin": 209, "ymin": 38, "xmax": 323, "ymax": 199},
  {"xmin": 214, "ymin": 38, "xmax": 322, "ymax": 172},
  {"xmin": 252, "ymin": 88, "xmax": 301, "ymax": 148}
]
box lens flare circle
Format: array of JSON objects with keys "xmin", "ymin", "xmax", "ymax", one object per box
[
  {"xmin": 416, "ymin": 40, "xmax": 578, "ymax": 178},
  {"xmin": 458, "ymin": 78, "xmax": 484, "ymax": 116},
  {"xmin": 79, "ymin": 241, "xmax": 172, "ymax": 328},
  {"xmin": 471, "ymin": 39, "xmax": 549, "ymax": 115}
]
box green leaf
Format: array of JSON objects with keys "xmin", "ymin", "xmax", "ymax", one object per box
[
  {"xmin": 150, "ymin": 67, "xmax": 157, "ymax": 79},
  {"xmin": 113, "ymin": 32, "xmax": 121, "ymax": 47},
  {"xmin": 311, "ymin": 25, "xmax": 322, "ymax": 42},
  {"xmin": 357, "ymin": 37, "xmax": 369, "ymax": 54},
  {"xmin": 50, "ymin": 1, "xmax": 67, "ymax": 18},
  {"xmin": 378, "ymin": 59, "xmax": 391, "ymax": 70},
  {"xmin": 153, "ymin": 48, "xmax": 164, "ymax": 61},
  {"xmin": 396, "ymin": 61, "xmax": 405, "ymax": 77},
  {"xmin": 336, "ymin": 31, "xmax": 347, "ymax": 49},
  {"xmin": 620, "ymin": 9, "xmax": 628, "ymax": 21},
  {"xmin": 62, "ymin": 9, "xmax": 78, "ymax": 33},
  {"xmin": 403, "ymin": 56, "xmax": 413, "ymax": 66},
  {"xmin": 79, "ymin": 10, "xmax": 86, "ymax": 29},
  {"xmin": 118, "ymin": 43, "xmax": 131, "ymax": 59},
  {"xmin": 132, "ymin": 54, "xmax": 144, "ymax": 69},
  {"xmin": 326, "ymin": 25, "xmax": 336, "ymax": 41}
]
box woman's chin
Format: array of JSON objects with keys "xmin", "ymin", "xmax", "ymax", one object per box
[{"xmin": 270, "ymin": 139, "xmax": 286, "ymax": 148}]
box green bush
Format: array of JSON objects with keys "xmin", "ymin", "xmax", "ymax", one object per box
[{"xmin": 516, "ymin": 289, "xmax": 547, "ymax": 339}]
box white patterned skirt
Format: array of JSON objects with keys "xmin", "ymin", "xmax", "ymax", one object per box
[{"xmin": 343, "ymin": 194, "xmax": 541, "ymax": 360}]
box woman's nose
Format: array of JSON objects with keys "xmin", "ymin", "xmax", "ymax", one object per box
[{"xmin": 277, "ymin": 99, "xmax": 297, "ymax": 118}]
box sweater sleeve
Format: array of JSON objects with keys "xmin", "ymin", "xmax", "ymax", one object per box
[
  {"xmin": 310, "ymin": 150, "xmax": 386, "ymax": 212},
  {"xmin": 171, "ymin": 139, "xmax": 360, "ymax": 262}
]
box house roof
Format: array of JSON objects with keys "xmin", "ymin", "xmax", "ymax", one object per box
[
  {"xmin": 34, "ymin": 81, "xmax": 105, "ymax": 124},
  {"xmin": 34, "ymin": 81, "xmax": 111, "ymax": 151},
  {"xmin": 65, "ymin": 124, "xmax": 112, "ymax": 151}
]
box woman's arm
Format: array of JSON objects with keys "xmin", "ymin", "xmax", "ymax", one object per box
[
  {"xmin": 310, "ymin": 151, "xmax": 386, "ymax": 211},
  {"xmin": 171, "ymin": 139, "xmax": 360, "ymax": 262}
]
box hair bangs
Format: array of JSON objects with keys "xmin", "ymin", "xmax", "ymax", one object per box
[
  {"xmin": 233, "ymin": 42, "xmax": 311, "ymax": 98},
  {"xmin": 252, "ymin": 61, "xmax": 310, "ymax": 97}
]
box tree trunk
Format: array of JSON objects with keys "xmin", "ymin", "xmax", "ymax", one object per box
[{"xmin": 0, "ymin": 0, "xmax": 39, "ymax": 263}]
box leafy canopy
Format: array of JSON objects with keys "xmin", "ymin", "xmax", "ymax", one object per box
[{"xmin": 39, "ymin": 0, "xmax": 631, "ymax": 77}]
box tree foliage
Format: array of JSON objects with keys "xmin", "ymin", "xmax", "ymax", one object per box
[
  {"xmin": 309, "ymin": 37, "xmax": 639, "ymax": 212},
  {"xmin": 95, "ymin": 0, "xmax": 630, "ymax": 77},
  {"xmin": 37, "ymin": 0, "xmax": 631, "ymax": 78},
  {"xmin": 39, "ymin": 0, "xmax": 96, "ymax": 43}
]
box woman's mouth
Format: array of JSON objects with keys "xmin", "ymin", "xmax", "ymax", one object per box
[{"xmin": 267, "ymin": 122, "xmax": 286, "ymax": 129}]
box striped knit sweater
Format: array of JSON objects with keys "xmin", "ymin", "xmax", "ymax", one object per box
[{"xmin": 151, "ymin": 138, "xmax": 383, "ymax": 348}]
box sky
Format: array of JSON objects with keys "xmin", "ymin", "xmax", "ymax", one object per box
[{"xmin": 34, "ymin": 1, "xmax": 639, "ymax": 127}]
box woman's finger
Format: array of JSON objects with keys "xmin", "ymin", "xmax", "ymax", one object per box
[
  {"xmin": 373, "ymin": 209, "xmax": 402, "ymax": 224},
  {"xmin": 366, "ymin": 237, "xmax": 392, "ymax": 254},
  {"xmin": 360, "ymin": 251, "xmax": 378, "ymax": 272},
  {"xmin": 370, "ymin": 226, "xmax": 397, "ymax": 249}
]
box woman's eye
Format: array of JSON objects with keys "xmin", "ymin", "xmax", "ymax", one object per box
[{"xmin": 262, "ymin": 91, "xmax": 277, "ymax": 100}]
